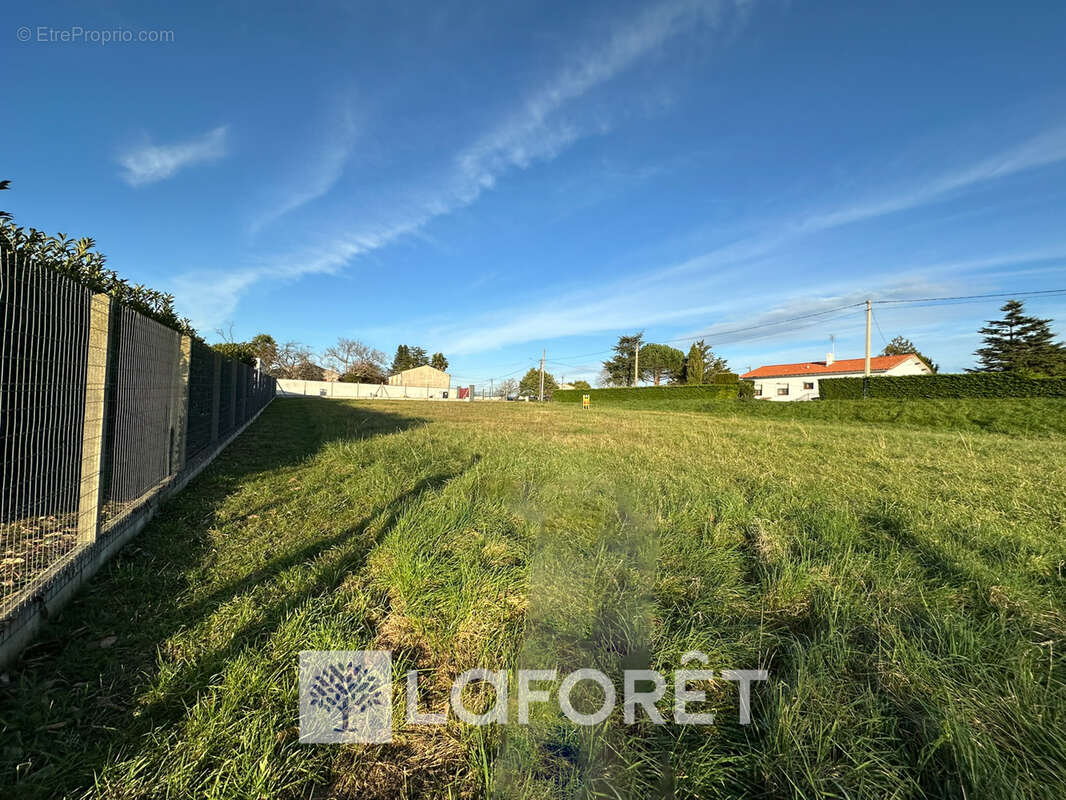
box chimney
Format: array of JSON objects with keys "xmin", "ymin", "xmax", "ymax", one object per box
[{"xmin": 826, "ymin": 353, "xmax": 834, "ymax": 366}]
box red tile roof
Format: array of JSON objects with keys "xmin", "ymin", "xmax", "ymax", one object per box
[{"xmin": 740, "ymin": 354, "xmax": 916, "ymax": 379}]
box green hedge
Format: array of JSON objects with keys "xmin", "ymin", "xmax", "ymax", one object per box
[
  {"xmin": 819, "ymin": 373, "xmax": 1066, "ymax": 400},
  {"xmin": 555, "ymin": 383, "xmax": 750, "ymax": 404}
]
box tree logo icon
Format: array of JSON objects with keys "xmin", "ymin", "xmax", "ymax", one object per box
[
  {"xmin": 309, "ymin": 660, "xmax": 384, "ymax": 731},
  {"xmin": 299, "ymin": 650, "xmax": 392, "ymax": 743}
]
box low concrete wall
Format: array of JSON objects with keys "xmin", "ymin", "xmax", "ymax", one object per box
[
  {"xmin": 278, "ymin": 379, "xmax": 467, "ymax": 401},
  {"xmin": 0, "ymin": 398, "xmax": 273, "ymax": 670}
]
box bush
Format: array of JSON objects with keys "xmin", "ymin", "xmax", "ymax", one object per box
[
  {"xmin": 819, "ymin": 373, "xmax": 1066, "ymax": 400},
  {"xmin": 554, "ymin": 383, "xmax": 749, "ymax": 405}
]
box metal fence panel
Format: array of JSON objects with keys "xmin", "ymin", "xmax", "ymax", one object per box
[
  {"xmin": 102, "ymin": 306, "xmax": 181, "ymax": 524},
  {"xmin": 0, "ymin": 250, "xmax": 91, "ymax": 612},
  {"xmin": 185, "ymin": 339, "xmax": 215, "ymax": 462},
  {"xmin": 0, "ymin": 248, "xmax": 275, "ymax": 655}
]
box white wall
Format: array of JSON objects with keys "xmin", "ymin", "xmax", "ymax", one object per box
[
  {"xmin": 752, "ymin": 356, "xmax": 931, "ymax": 401},
  {"xmin": 278, "ymin": 379, "xmax": 463, "ymax": 401},
  {"xmin": 753, "ymin": 375, "xmax": 822, "ymax": 402}
]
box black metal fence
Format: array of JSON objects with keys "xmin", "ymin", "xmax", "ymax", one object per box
[{"xmin": 0, "ymin": 248, "xmax": 275, "ymax": 655}]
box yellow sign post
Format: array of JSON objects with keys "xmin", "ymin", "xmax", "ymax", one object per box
[{"xmin": 582, "ymin": 394, "xmax": 590, "ymax": 410}]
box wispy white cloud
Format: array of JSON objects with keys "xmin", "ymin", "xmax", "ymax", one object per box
[
  {"xmin": 794, "ymin": 124, "xmax": 1066, "ymax": 234},
  {"xmin": 452, "ymin": 0, "xmax": 727, "ymax": 203},
  {"xmin": 249, "ymin": 106, "xmax": 360, "ymax": 235},
  {"xmin": 179, "ymin": 0, "xmax": 739, "ymax": 327},
  {"xmin": 643, "ymin": 125, "xmax": 1066, "ymax": 287},
  {"xmin": 422, "ymin": 242, "xmax": 1066, "ymax": 357},
  {"xmin": 118, "ymin": 125, "xmax": 228, "ymax": 186}
]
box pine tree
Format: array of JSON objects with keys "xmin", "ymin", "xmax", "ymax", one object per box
[
  {"xmin": 430, "ymin": 352, "xmax": 449, "ymax": 371},
  {"xmin": 390, "ymin": 344, "xmax": 411, "ymax": 373},
  {"xmin": 973, "ymin": 300, "xmax": 1066, "ymax": 375},
  {"xmin": 409, "ymin": 346, "xmax": 429, "ymax": 368},
  {"xmin": 602, "ymin": 332, "xmax": 644, "ymax": 386},
  {"xmin": 637, "ymin": 343, "xmax": 684, "ymax": 385}
]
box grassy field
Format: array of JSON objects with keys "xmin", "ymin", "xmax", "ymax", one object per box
[
  {"xmin": 571, "ymin": 396, "xmax": 1066, "ymax": 437},
  {"xmin": 2, "ymin": 397, "xmax": 1065, "ymax": 799}
]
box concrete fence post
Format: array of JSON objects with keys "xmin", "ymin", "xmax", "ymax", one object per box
[
  {"xmin": 210, "ymin": 353, "xmax": 221, "ymax": 444},
  {"xmin": 77, "ymin": 294, "xmax": 112, "ymax": 546},
  {"xmin": 169, "ymin": 335, "xmax": 192, "ymax": 476}
]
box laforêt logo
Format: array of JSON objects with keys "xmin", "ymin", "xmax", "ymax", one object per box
[
  {"xmin": 299, "ymin": 649, "xmax": 768, "ymax": 744},
  {"xmin": 299, "ymin": 650, "xmax": 392, "ymax": 743}
]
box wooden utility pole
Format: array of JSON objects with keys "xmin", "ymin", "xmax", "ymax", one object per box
[
  {"xmin": 539, "ymin": 349, "xmax": 545, "ymax": 401},
  {"xmin": 864, "ymin": 299, "xmax": 872, "ymax": 376}
]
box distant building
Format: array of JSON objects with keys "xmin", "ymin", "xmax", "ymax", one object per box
[
  {"xmin": 556, "ymin": 382, "xmax": 575, "ymax": 391},
  {"xmin": 741, "ymin": 354, "xmax": 932, "ymax": 401},
  {"xmin": 321, "ymin": 368, "xmax": 340, "ymax": 383},
  {"xmin": 387, "ymin": 364, "xmax": 450, "ymax": 390}
]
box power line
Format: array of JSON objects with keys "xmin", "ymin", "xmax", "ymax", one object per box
[
  {"xmin": 460, "ymin": 286, "xmax": 1066, "ymax": 387},
  {"xmin": 875, "ymin": 288, "xmax": 1066, "ymax": 305},
  {"xmin": 871, "ymin": 307, "xmax": 889, "ymax": 347}
]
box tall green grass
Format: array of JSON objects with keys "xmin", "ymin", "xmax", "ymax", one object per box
[
  {"xmin": 2, "ymin": 399, "xmax": 1064, "ymax": 799},
  {"xmin": 613, "ymin": 397, "xmax": 1066, "ymax": 437}
]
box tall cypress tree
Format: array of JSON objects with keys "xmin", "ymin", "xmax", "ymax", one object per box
[
  {"xmin": 973, "ymin": 300, "xmax": 1066, "ymax": 375},
  {"xmin": 685, "ymin": 341, "xmax": 706, "ymax": 385}
]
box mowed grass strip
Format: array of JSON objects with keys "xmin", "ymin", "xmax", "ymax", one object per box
[{"xmin": 1, "ymin": 397, "xmax": 1064, "ymax": 799}]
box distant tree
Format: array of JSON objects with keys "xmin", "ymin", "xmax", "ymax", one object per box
[
  {"xmin": 973, "ymin": 300, "xmax": 1066, "ymax": 375},
  {"xmin": 390, "ymin": 344, "xmax": 430, "ymax": 373},
  {"xmin": 602, "ymin": 332, "xmax": 644, "ymax": 386},
  {"xmin": 571, "ymin": 379, "xmax": 592, "ymax": 390},
  {"xmin": 273, "ymin": 341, "xmax": 316, "ymax": 379},
  {"xmin": 249, "ymin": 333, "xmax": 279, "ymax": 372},
  {"xmin": 293, "ymin": 359, "xmax": 324, "ymax": 381},
  {"xmin": 682, "ymin": 341, "xmax": 707, "ymax": 384},
  {"xmin": 390, "ymin": 345, "xmax": 411, "ymax": 373},
  {"xmin": 639, "ymin": 343, "xmax": 685, "ymax": 386},
  {"xmin": 340, "ymin": 362, "xmax": 386, "ymax": 384},
  {"xmin": 497, "ymin": 378, "xmax": 518, "ymax": 398},
  {"xmin": 210, "ymin": 324, "xmax": 258, "ymax": 365},
  {"xmin": 210, "ymin": 341, "xmax": 257, "ymax": 366},
  {"xmin": 430, "ymin": 352, "xmax": 449, "ymax": 371},
  {"xmin": 519, "ymin": 367, "xmax": 557, "ymax": 399},
  {"xmin": 409, "ymin": 347, "xmax": 429, "ymax": 368},
  {"xmin": 325, "ymin": 337, "xmax": 386, "ymax": 377},
  {"xmin": 676, "ymin": 340, "xmax": 728, "ymax": 384},
  {"xmin": 881, "ymin": 336, "xmax": 938, "ymax": 373}
]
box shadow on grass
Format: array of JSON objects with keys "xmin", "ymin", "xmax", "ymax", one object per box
[{"xmin": 0, "ymin": 398, "xmax": 451, "ymax": 798}]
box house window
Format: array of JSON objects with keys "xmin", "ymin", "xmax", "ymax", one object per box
[
  {"xmin": 803, "ymin": 381, "xmax": 814, "ymax": 390},
  {"xmin": 754, "ymin": 385, "xmax": 762, "ymax": 397},
  {"xmin": 777, "ymin": 386, "xmax": 789, "ymax": 396}
]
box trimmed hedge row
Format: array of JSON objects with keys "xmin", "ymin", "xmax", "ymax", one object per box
[
  {"xmin": 819, "ymin": 373, "xmax": 1066, "ymax": 400},
  {"xmin": 555, "ymin": 383, "xmax": 751, "ymax": 404}
]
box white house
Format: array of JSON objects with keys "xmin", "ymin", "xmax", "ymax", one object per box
[{"xmin": 740, "ymin": 354, "xmax": 932, "ymax": 401}]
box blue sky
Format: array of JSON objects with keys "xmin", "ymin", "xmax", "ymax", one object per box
[{"xmin": 4, "ymin": 0, "xmax": 1066, "ymax": 382}]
